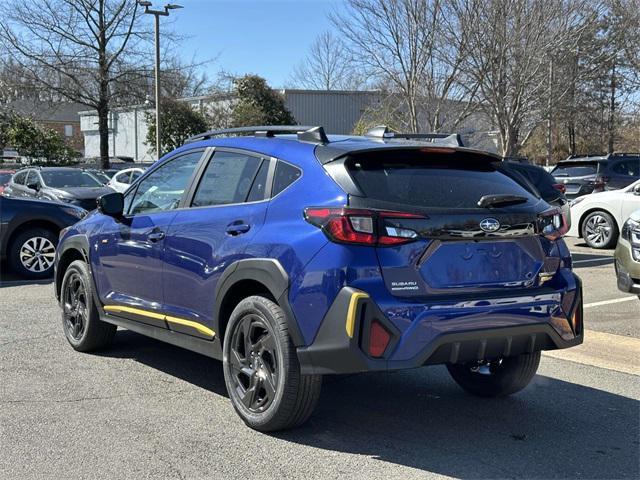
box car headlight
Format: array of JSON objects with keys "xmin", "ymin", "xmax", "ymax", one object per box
[
  {"xmin": 62, "ymin": 206, "xmax": 88, "ymax": 220},
  {"xmin": 621, "ymin": 218, "xmax": 640, "ymax": 243},
  {"xmin": 570, "ymin": 196, "xmax": 586, "ymax": 207}
]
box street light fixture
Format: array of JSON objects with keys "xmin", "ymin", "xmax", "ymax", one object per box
[{"xmin": 138, "ymin": 1, "xmax": 183, "ymax": 160}]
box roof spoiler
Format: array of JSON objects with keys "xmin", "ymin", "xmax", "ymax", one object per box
[
  {"xmin": 364, "ymin": 125, "xmax": 464, "ymax": 147},
  {"xmin": 184, "ymin": 125, "xmax": 329, "ymax": 145}
]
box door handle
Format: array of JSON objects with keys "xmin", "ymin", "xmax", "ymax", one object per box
[
  {"xmin": 226, "ymin": 222, "xmax": 251, "ymax": 236},
  {"xmin": 147, "ymin": 231, "xmax": 165, "ymax": 242}
]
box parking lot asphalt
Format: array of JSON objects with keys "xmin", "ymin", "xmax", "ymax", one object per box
[{"xmin": 0, "ymin": 240, "xmax": 638, "ymax": 480}]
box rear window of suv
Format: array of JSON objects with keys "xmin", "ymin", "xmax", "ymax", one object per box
[
  {"xmin": 551, "ymin": 162, "xmax": 599, "ymax": 177},
  {"xmin": 345, "ymin": 150, "xmax": 534, "ymax": 209}
]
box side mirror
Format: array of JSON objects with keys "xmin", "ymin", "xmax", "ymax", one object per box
[
  {"xmin": 633, "ymin": 184, "xmax": 640, "ymax": 196},
  {"xmin": 97, "ymin": 192, "xmax": 124, "ymax": 217},
  {"xmin": 27, "ymin": 182, "xmax": 40, "ymax": 191}
]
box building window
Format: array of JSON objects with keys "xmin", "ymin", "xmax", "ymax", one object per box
[{"xmin": 64, "ymin": 125, "xmax": 73, "ymax": 137}]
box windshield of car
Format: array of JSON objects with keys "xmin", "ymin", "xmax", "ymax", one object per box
[
  {"xmin": 88, "ymin": 171, "xmax": 111, "ymax": 183},
  {"xmin": 41, "ymin": 170, "xmax": 102, "ymax": 188},
  {"xmin": 0, "ymin": 173, "xmax": 13, "ymax": 184},
  {"xmin": 551, "ymin": 162, "xmax": 599, "ymax": 177},
  {"xmin": 345, "ymin": 151, "xmax": 534, "ymax": 209}
]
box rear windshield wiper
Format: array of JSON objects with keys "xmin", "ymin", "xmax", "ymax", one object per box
[{"xmin": 477, "ymin": 194, "xmax": 529, "ymax": 208}]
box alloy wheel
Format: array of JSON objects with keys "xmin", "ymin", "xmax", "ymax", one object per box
[
  {"xmin": 584, "ymin": 214, "xmax": 612, "ymax": 248},
  {"xmin": 19, "ymin": 236, "xmax": 56, "ymax": 273},
  {"xmin": 228, "ymin": 314, "xmax": 279, "ymax": 413},
  {"xmin": 63, "ymin": 272, "xmax": 88, "ymax": 341}
]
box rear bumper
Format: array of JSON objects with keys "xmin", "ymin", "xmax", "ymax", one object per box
[{"xmin": 297, "ymin": 276, "xmax": 583, "ymax": 375}]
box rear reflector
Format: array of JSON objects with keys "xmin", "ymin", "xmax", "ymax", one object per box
[
  {"xmin": 304, "ymin": 207, "xmax": 423, "ymax": 246},
  {"xmin": 368, "ymin": 320, "xmax": 391, "ymax": 357}
]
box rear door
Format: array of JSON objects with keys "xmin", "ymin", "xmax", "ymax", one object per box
[
  {"xmin": 161, "ymin": 149, "xmax": 272, "ymax": 338},
  {"xmin": 342, "ymin": 149, "xmax": 555, "ymax": 297}
]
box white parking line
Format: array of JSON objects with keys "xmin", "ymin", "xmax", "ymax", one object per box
[
  {"xmin": 573, "ymin": 257, "xmax": 613, "ymax": 265},
  {"xmin": 584, "ymin": 296, "xmax": 638, "ymax": 308}
]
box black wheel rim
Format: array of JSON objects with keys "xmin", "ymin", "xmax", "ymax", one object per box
[
  {"xmin": 228, "ymin": 314, "xmax": 279, "ymax": 413},
  {"xmin": 63, "ymin": 272, "xmax": 87, "ymax": 341}
]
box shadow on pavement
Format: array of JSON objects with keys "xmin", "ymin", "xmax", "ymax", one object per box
[{"xmin": 102, "ymin": 329, "xmax": 639, "ymax": 479}]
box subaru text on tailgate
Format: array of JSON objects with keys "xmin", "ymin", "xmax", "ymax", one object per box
[{"xmin": 54, "ymin": 125, "xmax": 583, "ymax": 431}]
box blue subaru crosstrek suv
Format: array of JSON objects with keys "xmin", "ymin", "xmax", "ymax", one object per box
[{"xmin": 54, "ymin": 125, "xmax": 583, "ymax": 431}]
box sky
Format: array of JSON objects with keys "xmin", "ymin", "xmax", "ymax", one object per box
[{"xmin": 165, "ymin": 0, "xmax": 342, "ymax": 89}]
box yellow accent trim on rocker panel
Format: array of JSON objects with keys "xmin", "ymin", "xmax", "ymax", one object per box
[
  {"xmin": 103, "ymin": 305, "xmax": 215, "ymax": 338},
  {"xmin": 345, "ymin": 292, "xmax": 369, "ymax": 338}
]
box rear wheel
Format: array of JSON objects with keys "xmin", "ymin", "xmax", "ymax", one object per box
[
  {"xmin": 61, "ymin": 260, "xmax": 116, "ymax": 352},
  {"xmin": 8, "ymin": 228, "xmax": 58, "ymax": 279},
  {"xmin": 447, "ymin": 351, "xmax": 541, "ymax": 397},
  {"xmin": 581, "ymin": 210, "xmax": 618, "ymax": 249},
  {"xmin": 223, "ymin": 295, "xmax": 322, "ymax": 432}
]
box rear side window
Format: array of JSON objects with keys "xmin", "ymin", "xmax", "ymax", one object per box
[
  {"xmin": 192, "ymin": 151, "xmax": 264, "ymax": 207},
  {"xmin": 611, "ymin": 160, "xmax": 639, "ymax": 176},
  {"xmin": 272, "ymin": 161, "xmax": 301, "ymax": 196},
  {"xmin": 345, "ymin": 151, "xmax": 534, "ymax": 209},
  {"xmin": 12, "ymin": 171, "xmax": 27, "ymax": 184},
  {"xmin": 552, "ymin": 162, "xmax": 599, "ymax": 177}
]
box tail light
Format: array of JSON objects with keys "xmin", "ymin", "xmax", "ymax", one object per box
[
  {"xmin": 304, "ymin": 207, "xmax": 424, "ymax": 246},
  {"xmin": 368, "ymin": 320, "xmax": 391, "ymax": 357},
  {"xmin": 590, "ymin": 176, "xmax": 609, "ymax": 191},
  {"xmin": 537, "ymin": 208, "xmax": 568, "ymax": 241},
  {"xmin": 552, "ymin": 183, "xmax": 566, "ymax": 194}
]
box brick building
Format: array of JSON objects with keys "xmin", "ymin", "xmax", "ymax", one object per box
[{"xmin": 6, "ymin": 100, "xmax": 85, "ymax": 154}]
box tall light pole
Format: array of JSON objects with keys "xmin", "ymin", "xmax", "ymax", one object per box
[{"xmin": 138, "ymin": 1, "xmax": 183, "ymax": 160}]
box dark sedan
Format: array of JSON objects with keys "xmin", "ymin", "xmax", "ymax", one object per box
[
  {"xmin": 4, "ymin": 167, "xmax": 114, "ymax": 211},
  {"xmin": 0, "ymin": 196, "xmax": 87, "ymax": 279}
]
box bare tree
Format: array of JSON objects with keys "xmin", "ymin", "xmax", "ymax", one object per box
[
  {"xmin": 290, "ymin": 31, "xmax": 363, "ymax": 90},
  {"xmin": 452, "ymin": 0, "xmax": 597, "ymax": 157},
  {"xmin": 332, "ymin": 0, "xmax": 478, "ymax": 133},
  {"xmin": 0, "ymin": 0, "xmax": 150, "ymax": 168}
]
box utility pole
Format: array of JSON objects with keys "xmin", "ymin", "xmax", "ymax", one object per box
[
  {"xmin": 138, "ymin": 1, "xmax": 183, "ymax": 160},
  {"xmin": 546, "ymin": 57, "xmax": 554, "ymax": 168}
]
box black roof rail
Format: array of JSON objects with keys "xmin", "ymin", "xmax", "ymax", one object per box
[
  {"xmin": 566, "ymin": 153, "xmax": 605, "ymax": 159},
  {"xmin": 184, "ymin": 125, "xmax": 329, "ymax": 145},
  {"xmin": 364, "ymin": 125, "xmax": 464, "ymax": 147},
  {"xmin": 611, "ymin": 152, "xmax": 640, "ymax": 157}
]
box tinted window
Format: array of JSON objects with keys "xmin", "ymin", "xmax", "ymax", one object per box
[
  {"xmin": 611, "ymin": 160, "xmax": 639, "ymax": 176},
  {"xmin": 0, "ymin": 173, "xmax": 12, "ymax": 184},
  {"xmin": 551, "ymin": 162, "xmax": 599, "ymax": 177},
  {"xmin": 129, "ymin": 151, "xmax": 202, "ymax": 215},
  {"xmin": 505, "ymin": 163, "xmax": 558, "ymax": 200},
  {"xmin": 41, "ymin": 170, "xmax": 102, "ymax": 188},
  {"xmin": 12, "ymin": 171, "xmax": 27, "ymax": 185},
  {"xmin": 115, "ymin": 171, "xmax": 132, "ymax": 185},
  {"xmin": 192, "ymin": 151, "xmax": 263, "ymax": 207},
  {"xmin": 246, "ymin": 159, "xmax": 270, "ymax": 202},
  {"xmin": 131, "ymin": 170, "xmax": 142, "ymax": 182},
  {"xmin": 346, "ymin": 151, "xmax": 534, "ymax": 209},
  {"xmin": 272, "ymin": 161, "xmax": 301, "ymax": 196}
]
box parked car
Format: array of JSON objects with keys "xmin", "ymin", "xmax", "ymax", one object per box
[
  {"xmin": 0, "ymin": 196, "xmax": 86, "ymax": 279},
  {"xmin": 568, "ymin": 180, "xmax": 640, "ymax": 249},
  {"xmin": 54, "ymin": 125, "xmax": 582, "ymax": 432},
  {"xmin": 4, "ymin": 167, "xmax": 114, "ymax": 211},
  {"xmin": 106, "ymin": 167, "xmax": 145, "ymax": 193},
  {"xmin": 503, "ymin": 161, "xmax": 571, "ymax": 229},
  {"xmin": 614, "ymin": 210, "xmax": 640, "ymax": 298},
  {"xmin": 0, "ymin": 169, "xmax": 15, "ymax": 194},
  {"xmin": 551, "ymin": 153, "xmax": 640, "ymax": 200}
]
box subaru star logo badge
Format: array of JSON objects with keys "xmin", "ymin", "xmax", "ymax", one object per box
[{"xmin": 480, "ymin": 218, "xmax": 500, "ymax": 232}]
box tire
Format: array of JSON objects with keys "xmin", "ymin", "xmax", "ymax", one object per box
[
  {"xmin": 447, "ymin": 351, "xmax": 541, "ymax": 397},
  {"xmin": 60, "ymin": 260, "xmax": 116, "ymax": 352},
  {"xmin": 581, "ymin": 210, "xmax": 618, "ymax": 249},
  {"xmin": 223, "ymin": 295, "xmax": 322, "ymax": 432},
  {"xmin": 8, "ymin": 228, "xmax": 58, "ymax": 279}
]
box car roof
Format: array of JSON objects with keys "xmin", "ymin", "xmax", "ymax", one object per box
[{"xmin": 171, "ymin": 125, "xmax": 500, "ymax": 168}]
